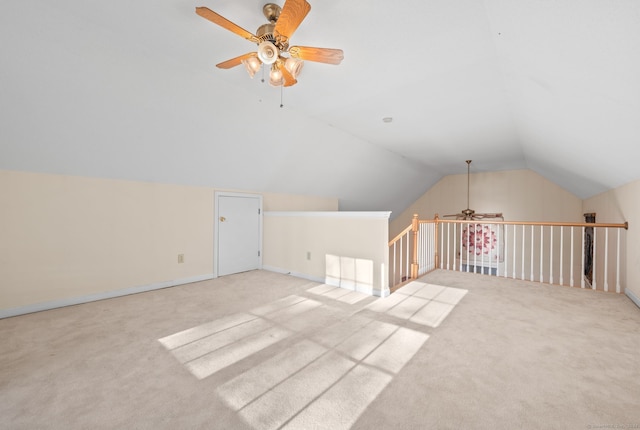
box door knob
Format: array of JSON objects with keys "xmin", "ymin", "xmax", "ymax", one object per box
[{"xmin": 219, "ymin": 216, "xmax": 226, "ymax": 222}]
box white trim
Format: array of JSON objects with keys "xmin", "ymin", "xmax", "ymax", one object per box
[
  {"xmin": 262, "ymin": 265, "xmax": 325, "ymax": 284},
  {"xmin": 625, "ymin": 288, "xmax": 640, "ymax": 309},
  {"xmin": 264, "ymin": 211, "xmax": 392, "ymax": 219},
  {"xmin": 214, "ymin": 191, "xmax": 263, "ymax": 278},
  {"xmin": 0, "ymin": 274, "xmax": 214, "ymax": 319},
  {"xmin": 263, "ymin": 265, "xmax": 388, "ymax": 298},
  {"xmin": 378, "ymin": 287, "xmax": 390, "ymax": 298}
]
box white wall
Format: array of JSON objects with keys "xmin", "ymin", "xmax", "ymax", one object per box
[{"xmin": 263, "ymin": 212, "xmax": 391, "ymax": 297}]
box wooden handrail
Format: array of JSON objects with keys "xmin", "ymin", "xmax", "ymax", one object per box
[
  {"xmin": 435, "ymin": 219, "xmax": 628, "ymax": 230},
  {"xmin": 388, "ymin": 224, "xmax": 413, "ymax": 246}
]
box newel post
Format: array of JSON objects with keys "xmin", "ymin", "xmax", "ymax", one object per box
[{"xmin": 411, "ymin": 214, "xmax": 419, "ymax": 279}]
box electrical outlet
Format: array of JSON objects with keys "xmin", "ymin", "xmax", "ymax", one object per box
[
  {"xmin": 178, "ymin": 254, "xmax": 184, "ymax": 264},
  {"xmin": 306, "ymin": 251, "xmax": 311, "ymax": 260}
]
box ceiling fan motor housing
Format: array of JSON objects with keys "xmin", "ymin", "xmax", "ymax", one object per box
[{"xmin": 256, "ymin": 23, "xmax": 276, "ymax": 42}]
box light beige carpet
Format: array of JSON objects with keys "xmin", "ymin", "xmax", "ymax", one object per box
[{"xmin": 1, "ymin": 269, "xmax": 639, "ymax": 429}]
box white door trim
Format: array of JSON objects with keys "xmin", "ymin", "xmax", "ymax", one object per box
[{"xmin": 213, "ymin": 191, "xmax": 263, "ymax": 278}]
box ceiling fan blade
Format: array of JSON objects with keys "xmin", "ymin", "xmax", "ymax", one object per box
[
  {"xmin": 216, "ymin": 52, "xmax": 258, "ymax": 69},
  {"xmin": 196, "ymin": 7, "xmax": 259, "ymax": 43},
  {"xmin": 274, "ymin": 0, "xmax": 311, "ymax": 44},
  {"xmin": 474, "ymin": 213, "xmax": 504, "ymax": 219},
  {"xmin": 289, "ymin": 46, "xmax": 344, "ymax": 65}
]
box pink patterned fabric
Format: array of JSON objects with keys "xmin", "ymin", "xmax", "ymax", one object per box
[{"xmin": 461, "ymin": 223, "xmax": 503, "ymax": 266}]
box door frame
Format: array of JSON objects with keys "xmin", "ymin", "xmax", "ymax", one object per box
[{"xmin": 213, "ymin": 191, "xmax": 263, "ymax": 278}]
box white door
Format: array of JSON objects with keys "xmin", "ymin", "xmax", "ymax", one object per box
[{"xmin": 216, "ymin": 193, "xmax": 262, "ymax": 277}]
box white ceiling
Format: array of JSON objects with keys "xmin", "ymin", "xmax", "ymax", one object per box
[{"xmin": 1, "ymin": 0, "xmax": 639, "ymax": 218}]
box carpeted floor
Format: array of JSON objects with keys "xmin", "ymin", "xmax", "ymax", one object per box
[{"xmin": 1, "ymin": 269, "xmax": 639, "ymax": 429}]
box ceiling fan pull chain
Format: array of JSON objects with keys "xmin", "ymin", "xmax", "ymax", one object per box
[{"xmin": 280, "ymin": 85, "xmax": 284, "ymax": 108}]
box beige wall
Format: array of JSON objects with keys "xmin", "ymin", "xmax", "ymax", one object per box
[
  {"xmin": 391, "ymin": 169, "xmax": 584, "ymax": 238},
  {"xmin": 4, "ymin": 167, "xmax": 636, "ymax": 315},
  {"xmin": 0, "ymin": 170, "xmax": 214, "ymax": 310},
  {"xmin": 584, "ymin": 179, "xmax": 639, "ymax": 301},
  {"xmin": 392, "ymin": 169, "xmax": 637, "ymax": 304},
  {"xmin": 261, "ymin": 193, "xmax": 338, "ymax": 212},
  {"xmin": 263, "ymin": 212, "xmax": 390, "ymax": 296},
  {"xmin": 0, "ymin": 170, "xmax": 338, "ymax": 315}
]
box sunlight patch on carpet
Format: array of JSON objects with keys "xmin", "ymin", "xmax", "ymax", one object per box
[
  {"xmin": 281, "ymin": 364, "xmax": 393, "ymax": 430},
  {"xmin": 366, "ymin": 282, "xmax": 468, "ymax": 328},
  {"xmin": 238, "ymin": 351, "xmax": 355, "ymax": 430},
  {"xmin": 306, "ymin": 284, "xmax": 371, "ymax": 305},
  {"xmin": 217, "ymin": 340, "xmax": 328, "ymax": 411},
  {"xmin": 186, "ymin": 326, "xmax": 292, "ymax": 379},
  {"xmin": 158, "ymin": 313, "xmax": 258, "ymax": 350},
  {"xmin": 215, "ymin": 312, "xmax": 429, "ymax": 430},
  {"xmin": 310, "ymin": 314, "xmax": 373, "ymax": 348},
  {"xmin": 334, "ymin": 320, "xmax": 397, "ymax": 361},
  {"xmin": 159, "ymin": 285, "xmax": 438, "ymax": 427},
  {"xmin": 363, "ymin": 327, "xmax": 429, "ymax": 374},
  {"xmin": 159, "ymin": 295, "xmax": 327, "ymax": 380}
]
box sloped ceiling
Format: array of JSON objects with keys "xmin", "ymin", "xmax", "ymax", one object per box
[{"xmin": 1, "ymin": 1, "xmax": 639, "ymax": 218}]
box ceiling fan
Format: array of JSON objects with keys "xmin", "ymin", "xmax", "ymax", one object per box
[
  {"xmin": 196, "ymin": 0, "xmax": 344, "ymax": 87},
  {"xmin": 443, "ymin": 160, "xmax": 503, "ymax": 220}
]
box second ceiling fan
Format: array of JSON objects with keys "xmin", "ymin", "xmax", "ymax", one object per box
[
  {"xmin": 444, "ymin": 160, "xmax": 503, "ymax": 221},
  {"xmin": 196, "ymin": 0, "xmax": 344, "ymax": 87}
]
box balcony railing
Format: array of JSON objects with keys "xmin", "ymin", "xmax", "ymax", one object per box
[{"xmin": 389, "ymin": 214, "xmax": 628, "ymax": 293}]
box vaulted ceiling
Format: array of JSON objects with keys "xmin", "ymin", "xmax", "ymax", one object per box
[{"xmin": 1, "ymin": 1, "xmax": 639, "ymax": 218}]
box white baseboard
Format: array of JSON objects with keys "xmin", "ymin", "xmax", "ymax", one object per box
[
  {"xmin": 0, "ymin": 274, "xmax": 214, "ymax": 319},
  {"xmin": 377, "ymin": 287, "xmax": 391, "ymax": 298},
  {"xmin": 262, "ymin": 265, "xmax": 326, "ymax": 284},
  {"xmin": 263, "ymin": 265, "xmax": 388, "ymax": 297},
  {"xmin": 625, "ymin": 288, "xmax": 640, "ymax": 310}
]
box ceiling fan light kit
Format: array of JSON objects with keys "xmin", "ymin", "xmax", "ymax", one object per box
[
  {"xmin": 241, "ymin": 56, "xmax": 262, "ymax": 78},
  {"xmin": 257, "ymin": 41, "xmax": 279, "ymax": 65},
  {"xmin": 196, "ymin": 0, "xmax": 343, "ymax": 88}
]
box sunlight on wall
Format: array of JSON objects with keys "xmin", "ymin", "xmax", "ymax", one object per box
[{"xmin": 325, "ymin": 254, "xmax": 374, "ymax": 295}]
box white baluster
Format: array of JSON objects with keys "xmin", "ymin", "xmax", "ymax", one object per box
[
  {"xmin": 530, "ymin": 225, "xmax": 534, "ymax": 282},
  {"xmin": 604, "ymin": 228, "xmax": 609, "ymax": 292},
  {"xmin": 559, "ymin": 226, "xmax": 564, "ymax": 286},
  {"xmin": 540, "ymin": 225, "xmax": 544, "ymax": 283},
  {"xmin": 549, "ymin": 226, "xmax": 554, "ymax": 285},
  {"xmin": 616, "ymin": 228, "xmax": 621, "ymax": 294},
  {"xmin": 592, "ymin": 228, "xmax": 597, "ymax": 290}
]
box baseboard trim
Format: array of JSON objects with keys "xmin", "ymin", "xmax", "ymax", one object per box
[
  {"xmin": 262, "ymin": 265, "xmax": 326, "ymax": 284},
  {"xmin": 0, "ymin": 274, "xmax": 214, "ymax": 319},
  {"xmin": 625, "ymin": 288, "xmax": 640, "ymax": 310},
  {"xmin": 263, "ymin": 265, "xmax": 388, "ymax": 297}
]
